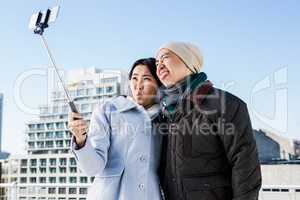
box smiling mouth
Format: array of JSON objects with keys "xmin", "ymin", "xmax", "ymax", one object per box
[{"xmin": 158, "ymin": 69, "xmax": 169, "ymax": 79}]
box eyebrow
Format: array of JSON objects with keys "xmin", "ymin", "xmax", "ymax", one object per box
[
  {"xmin": 132, "ymin": 73, "xmax": 152, "ymax": 77},
  {"xmin": 157, "ymin": 52, "xmax": 171, "ymax": 61},
  {"xmin": 132, "ymin": 73, "xmax": 154, "ymax": 79}
]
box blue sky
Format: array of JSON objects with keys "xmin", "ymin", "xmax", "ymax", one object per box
[{"xmin": 0, "ymin": 0, "xmax": 299, "ymax": 154}]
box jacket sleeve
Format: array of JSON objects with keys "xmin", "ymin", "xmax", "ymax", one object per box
[
  {"xmin": 71, "ymin": 102, "xmax": 111, "ymax": 176},
  {"xmin": 220, "ymin": 100, "xmax": 262, "ymax": 200}
]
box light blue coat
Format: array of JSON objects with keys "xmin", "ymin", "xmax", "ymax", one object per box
[{"xmin": 71, "ymin": 96, "xmax": 163, "ymax": 200}]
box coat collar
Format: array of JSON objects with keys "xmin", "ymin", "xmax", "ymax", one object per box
[
  {"xmin": 111, "ymin": 96, "xmax": 139, "ymax": 112},
  {"xmin": 170, "ymin": 80, "xmax": 214, "ymax": 122},
  {"xmin": 111, "ymin": 96, "xmax": 161, "ymax": 119}
]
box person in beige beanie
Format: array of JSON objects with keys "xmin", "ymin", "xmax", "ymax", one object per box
[{"xmin": 156, "ymin": 42, "xmax": 261, "ymax": 200}]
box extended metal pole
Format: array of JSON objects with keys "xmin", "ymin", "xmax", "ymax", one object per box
[{"xmin": 39, "ymin": 34, "xmax": 79, "ymax": 113}]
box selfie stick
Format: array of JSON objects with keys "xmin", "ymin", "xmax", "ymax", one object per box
[{"xmin": 29, "ymin": 6, "xmax": 79, "ymax": 114}]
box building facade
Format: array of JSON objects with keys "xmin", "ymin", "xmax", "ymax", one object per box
[
  {"xmin": 254, "ymin": 129, "xmax": 298, "ymax": 162},
  {"xmin": 0, "ymin": 93, "xmax": 3, "ymax": 151}
]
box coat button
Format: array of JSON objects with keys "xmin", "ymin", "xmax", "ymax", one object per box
[
  {"xmin": 139, "ymin": 183, "xmax": 145, "ymax": 190},
  {"xmin": 139, "ymin": 156, "xmax": 146, "ymax": 162},
  {"xmin": 172, "ymin": 178, "xmax": 176, "ymax": 182}
]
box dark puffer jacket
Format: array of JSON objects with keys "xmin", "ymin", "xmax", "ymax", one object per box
[{"xmin": 159, "ymin": 81, "xmax": 262, "ymax": 200}]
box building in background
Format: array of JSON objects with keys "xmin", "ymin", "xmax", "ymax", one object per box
[
  {"xmin": 254, "ymin": 129, "xmax": 298, "ymax": 162},
  {"xmin": 0, "ymin": 93, "xmax": 9, "ymax": 158},
  {"xmin": 0, "ymin": 93, "xmax": 3, "ymax": 152},
  {"xmin": 0, "ymin": 68, "xmax": 128, "ymax": 200}
]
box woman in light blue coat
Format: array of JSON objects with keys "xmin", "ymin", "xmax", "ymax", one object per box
[{"xmin": 68, "ymin": 58, "xmax": 165, "ymax": 200}]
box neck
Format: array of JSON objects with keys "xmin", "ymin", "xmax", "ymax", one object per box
[{"xmin": 143, "ymin": 101, "xmax": 155, "ymax": 109}]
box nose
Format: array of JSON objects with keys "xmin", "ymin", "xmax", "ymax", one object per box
[
  {"xmin": 136, "ymin": 79, "xmax": 143, "ymax": 90},
  {"xmin": 156, "ymin": 60, "xmax": 165, "ymax": 74},
  {"xmin": 156, "ymin": 58, "xmax": 163, "ymax": 68}
]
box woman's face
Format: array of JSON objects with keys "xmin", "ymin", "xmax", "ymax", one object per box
[
  {"xmin": 130, "ymin": 64, "xmax": 158, "ymax": 108},
  {"xmin": 156, "ymin": 48, "xmax": 192, "ymax": 87}
]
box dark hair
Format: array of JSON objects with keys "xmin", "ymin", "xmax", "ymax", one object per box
[{"xmin": 128, "ymin": 57, "xmax": 162, "ymax": 87}]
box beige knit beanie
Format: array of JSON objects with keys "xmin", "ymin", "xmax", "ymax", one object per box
[{"xmin": 157, "ymin": 42, "xmax": 203, "ymax": 73}]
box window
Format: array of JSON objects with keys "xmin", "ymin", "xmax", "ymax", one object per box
[
  {"xmin": 59, "ymin": 158, "xmax": 67, "ymax": 166},
  {"xmin": 46, "ymin": 132, "xmax": 54, "ymax": 138},
  {"xmin": 20, "ymin": 168, "xmax": 27, "ymax": 174},
  {"xmin": 28, "ymin": 142, "xmax": 35, "ymax": 149},
  {"xmin": 49, "ymin": 177, "xmax": 56, "ymax": 183},
  {"xmin": 77, "ymin": 89, "xmax": 85, "ymax": 96},
  {"xmin": 80, "ymin": 177, "xmax": 87, "ymax": 183},
  {"xmin": 96, "ymin": 87, "xmax": 103, "ymax": 94},
  {"xmin": 40, "ymin": 159, "xmax": 47, "ymax": 166},
  {"xmin": 69, "ymin": 188, "xmax": 77, "ymax": 194},
  {"xmin": 20, "ymin": 177, "xmax": 27, "ymax": 183},
  {"xmin": 86, "ymin": 88, "xmax": 93, "ymax": 95},
  {"xmin": 11, "ymin": 177, "xmax": 17, "ymax": 182},
  {"xmin": 65, "ymin": 131, "xmax": 72, "ymax": 138},
  {"xmin": 28, "ymin": 133, "xmax": 35, "ymax": 140},
  {"xmin": 37, "ymin": 132, "xmax": 44, "ymax": 139},
  {"xmin": 50, "ymin": 167, "xmax": 56, "ymax": 173},
  {"xmin": 30, "ymin": 168, "xmax": 37, "ymax": 174},
  {"xmin": 70, "ymin": 167, "xmax": 77, "ymax": 173},
  {"xmin": 59, "ymin": 167, "xmax": 66, "ymax": 173},
  {"xmin": 37, "ymin": 124, "xmax": 44, "ymax": 130},
  {"xmin": 59, "ymin": 177, "xmax": 66, "ymax": 183},
  {"xmin": 49, "ymin": 158, "xmax": 56, "ymax": 166},
  {"xmin": 21, "ymin": 159, "xmax": 27, "ymax": 166},
  {"xmin": 90, "ymin": 177, "xmax": 95, "ymax": 182},
  {"xmin": 56, "ymin": 123, "xmax": 65, "ymax": 130},
  {"xmin": 58, "ymin": 188, "xmax": 66, "ymax": 194},
  {"xmin": 30, "ymin": 159, "xmax": 37, "ymax": 166},
  {"xmin": 37, "ymin": 141, "xmax": 44, "ymax": 148},
  {"xmin": 69, "ymin": 177, "xmax": 77, "ymax": 183},
  {"xmin": 46, "ymin": 123, "xmax": 55, "ymax": 130},
  {"xmin": 106, "ymin": 86, "xmax": 114, "ymax": 93},
  {"xmin": 30, "ymin": 177, "xmax": 36, "ymax": 183},
  {"xmin": 69, "ymin": 158, "xmax": 76, "ymax": 165},
  {"xmin": 40, "ymin": 168, "xmax": 46, "ymax": 173},
  {"xmin": 56, "ymin": 140, "xmax": 64, "ymax": 147},
  {"xmin": 79, "ymin": 188, "xmax": 87, "ymax": 194},
  {"xmin": 46, "ymin": 141, "xmax": 53, "ymax": 148},
  {"xmin": 65, "ymin": 140, "xmax": 71, "ymax": 147},
  {"xmin": 28, "ymin": 124, "xmax": 36, "ymax": 131},
  {"xmin": 39, "ymin": 177, "xmax": 46, "ymax": 183},
  {"xmin": 48, "ymin": 188, "xmax": 56, "ymax": 194}
]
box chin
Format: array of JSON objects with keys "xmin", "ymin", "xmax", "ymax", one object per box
[
  {"xmin": 136, "ymin": 99, "xmax": 145, "ymax": 106},
  {"xmin": 162, "ymin": 81, "xmax": 174, "ymax": 88}
]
